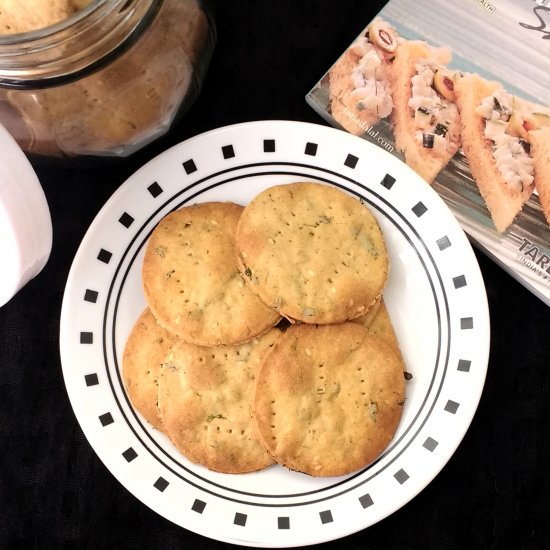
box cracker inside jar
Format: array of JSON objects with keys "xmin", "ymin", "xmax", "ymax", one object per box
[
  {"xmin": 0, "ymin": 0, "xmax": 90, "ymax": 34},
  {"xmin": 0, "ymin": 0, "xmax": 213, "ymax": 158}
]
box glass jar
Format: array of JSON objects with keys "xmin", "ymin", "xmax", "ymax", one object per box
[{"xmin": 0, "ymin": 0, "xmax": 215, "ymax": 159}]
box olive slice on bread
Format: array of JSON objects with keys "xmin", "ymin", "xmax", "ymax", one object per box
[
  {"xmin": 433, "ymin": 70, "xmax": 456, "ymax": 102},
  {"xmin": 368, "ymin": 20, "xmax": 398, "ymax": 53}
]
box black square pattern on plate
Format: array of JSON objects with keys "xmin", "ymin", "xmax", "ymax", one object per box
[
  {"xmin": 183, "ymin": 159, "xmax": 198, "ymax": 174},
  {"xmin": 445, "ymin": 400, "xmax": 460, "ymax": 414},
  {"xmin": 453, "ymin": 275, "xmax": 467, "ymax": 289},
  {"xmin": 305, "ymin": 142, "xmax": 318, "ymax": 156},
  {"xmin": 461, "ymin": 317, "xmax": 474, "ymax": 330},
  {"xmin": 97, "ymin": 249, "xmax": 112, "ymax": 264},
  {"xmin": 192, "ymin": 499, "xmax": 206, "ymax": 514},
  {"xmin": 423, "ymin": 437, "xmax": 439, "ymax": 452},
  {"xmin": 84, "ymin": 289, "xmax": 98, "ymax": 303},
  {"xmin": 436, "ymin": 236, "xmax": 451, "ymax": 251},
  {"xmin": 84, "ymin": 373, "xmax": 99, "ymax": 387},
  {"xmin": 80, "ymin": 332, "xmax": 93, "ymax": 344},
  {"xmin": 457, "ymin": 359, "xmax": 471, "ymax": 372},
  {"xmin": 263, "ymin": 139, "xmax": 276, "ymax": 153},
  {"xmin": 278, "ymin": 517, "xmax": 290, "ymax": 530},
  {"xmin": 380, "ymin": 174, "xmax": 396, "ymax": 189},
  {"xmin": 394, "ymin": 469, "xmax": 409, "ymax": 484},
  {"xmin": 222, "ymin": 145, "xmax": 235, "ymax": 159},
  {"xmin": 147, "ymin": 182, "xmax": 163, "ymax": 198},
  {"xmin": 412, "ymin": 202, "xmax": 428, "ymax": 217},
  {"xmin": 359, "ymin": 493, "xmax": 374, "ymax": 509},
  {"xmin": 320, "ymin": 510, "xmax": 333, "ymax": 524},
  {"xmin": 118, "ymin": 212, "xmax": 134, "ymax": 228},
  {"xmin": 234, "ymin": 513, "xmax": 247, "ymax": 526},
  {"xmin": 154, "ymin": 477, "xmax": 169, "ymax": 492},
  {"xmin": 99, "ymin": 412, "xmax": 114, "ymax": 427},
  {"xmin": 344, "ymin": 154, "xmax": 359, "ymax": 169},
  {"xmin": 122, "ymin": 447, "xmax": 138, "ymax": 462}
]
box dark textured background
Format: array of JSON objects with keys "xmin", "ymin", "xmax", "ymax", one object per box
[{"xmin": 1, "ymin": 1, "xmax": 549, "ymax": 548}]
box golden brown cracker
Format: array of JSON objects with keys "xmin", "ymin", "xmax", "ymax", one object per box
[
  {"xmin": 2, "ymin": 0, "xmax": 204, "ymax": 157},
  {"xmin": 157, "ymin": 328, "xmax": 280, "ymax": 473},
  {"xmin": 352, "ymin": 294, "xmax": 382, "ymax": 329},
  {"xmin": 122, "ymin": 308, "xmax": 179, "ymax": 429},
  {"xmin": 0, "ymin": 0, "xmax": 78, "ymax": 34},
  {"xmin": 235, "ymin": 182, "xmax": 388, "ymax": 324},
  {"xmin": 142, "ymin": 202, "xmax": 280, "ymax": 346},
  {"xmin": 253, "ymin": 322, "xmax": 405, "ymax": 477},
  {"xmin": 354, "ymin": 297, "xmax": 394, "ymax": 344},
  {"xmin": 354, "ymin": 298, "xmax": 404, "ymax": 363}
]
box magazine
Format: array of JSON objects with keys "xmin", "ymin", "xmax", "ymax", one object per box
[{"xmin": 306, "ymin": 0, "xmax": 550, "ymax": 305}]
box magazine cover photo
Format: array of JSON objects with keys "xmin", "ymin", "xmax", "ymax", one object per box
[{"xmin": 307, "ymin": 0, "xmax": 550, "ymax": 304}]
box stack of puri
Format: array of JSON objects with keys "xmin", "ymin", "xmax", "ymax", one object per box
[{"xmin": 123, "ymin": 182, "xmax": 410, "ymax": 477}]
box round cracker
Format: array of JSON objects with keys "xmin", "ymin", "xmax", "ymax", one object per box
[
  {"xmin": 235, "ymin": 182, "xmax": 389, "ymax": 324},
  {"xmin": 354, "ymin": 297, "xmax": 402, "ymax": 350},
  {"xmin": 253, "ymin": 323, "xmax": 405, "ymax": 477},
  {"xmin": 142, "ymin": 202, "xmax": 281, "ymax": 346},
  {"xmin": 158, "ymin": 328, "xmax": 280, "ymax": 474},
  {"xmin": 352, "ymin": 294, "xmax": 382, "ymax": 329},
  {"xmin": 122, "ymin": 308, "xmax": 179, "ymax": 429}
]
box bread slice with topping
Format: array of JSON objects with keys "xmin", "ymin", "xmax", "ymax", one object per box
[
  {"xmin": 390, "ymin": 40, "xmax": 461, "ymax": 183},
  {"xmin": 454, "ymin": 74, "xmax": 535, "ymax": 232},
  {"xmin": 529, "ymin": 127, "xmax": 550, "ymax": 228},
  {"xmin": 328, "ymin": 18, "xmax": 398, "ymax": 136}
]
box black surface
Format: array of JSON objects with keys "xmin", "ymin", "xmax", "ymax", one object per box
[{"xmin": 1, "ymin": 1, "xmax": 549, "ymax": 548}]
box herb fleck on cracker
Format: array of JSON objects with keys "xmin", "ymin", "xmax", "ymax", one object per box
[
  {"xmin": 154, "ymin": 246, "xmax": 167, "ymax": 258},
  {"xmin": 161, "ymin": 360, "xmax": 179, "ymax": 372},
  {"xmin": 206, "ymin": 413, "xmax": 226, "ymax": 422},
  {"xmin": 368, "ymin": 401, "xmax": 379, "ymax": 421}
]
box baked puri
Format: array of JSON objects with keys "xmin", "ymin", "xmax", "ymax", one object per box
[
  {"xmin": 253, "ymin": 323, "xmax": 405, "ymax": 477},
  {"xmin": 158, "ymin": 328, "xmax": 280, "ymax": 474},
  {"xmin": 390, "ymin": 40, "xmax": 461, "ymax": 184},
  {"xmin": 122, "ymin": 308, "xmax": 179, "ymax": 430},
  {"xmin": 328, "ymin": 18, "xmax": 398, "ymax": 136},
  {"xmin": 2, "ymin": 0, "xmax": 208, "ymax": 157},
  {"xmin": 354, "ymin": 298, "xmax": 400, "ymax": 351},
  {"xmin": 142, "ymin": 202, "xmax": 280, "ymax": 346},
  {"xmin": 235, "ymin": 182, "xmax": 389, "ymax": 324},
  {"xmin": 454, "ymin": 74, "xmax": 535, "ymax": 232},
  {"xmin": 0, "ymin": 0, "xmax": 84, "ymax": 34},
  {"xmin": 353, "ymin": 294, "xmax": 381, "ymax": 330}
]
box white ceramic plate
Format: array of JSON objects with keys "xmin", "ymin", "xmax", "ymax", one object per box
[{"xmin": 59, "ymin": 120, "xmax": 490, "ymax": 547}]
